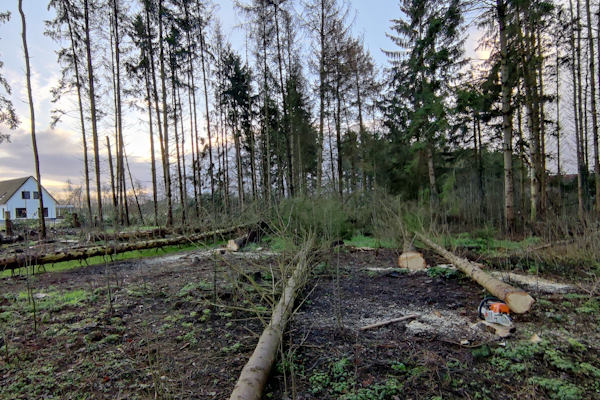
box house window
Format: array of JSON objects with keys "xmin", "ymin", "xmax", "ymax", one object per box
[
  {"xmin": 39, "ymin": 208, "xmax": 48, "ymax": 217},
  {"xmin": 21, "ymin": 191, "xmax": 30, "ymax": 199},
  {"xmin": 33, "ymin": 191, "xmax": 40, "ymax": 199},
  {"xmin": 16, "ymin": 208, "xmax": 27, "ymax": 218}
]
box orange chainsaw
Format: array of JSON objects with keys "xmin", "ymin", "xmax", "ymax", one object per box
[{"xmin": 478, "ymin": 297, "xmax": 513, "ymax": 327}]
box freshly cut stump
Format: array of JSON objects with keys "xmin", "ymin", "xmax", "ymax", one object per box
[
  {"xmin": 416, "ymin": 233, "xmax": 535, "ymax": 314},
  {"xmin": 398, "ymin": 251, "xmax": 427, "ymax": 271}
]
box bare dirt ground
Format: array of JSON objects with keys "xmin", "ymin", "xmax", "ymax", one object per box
[
  {"xmin": 0, "ymin": 248, "xmax": 282, "ymax": 399},
  {"xmin": 266, "ymin": 249, "xmax": 600, "ymax": 400},
  {"xmin": 1, "ymin": 246, "xmax": 599, "ymax": 399}
]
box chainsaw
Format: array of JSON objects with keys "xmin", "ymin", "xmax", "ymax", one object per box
[{"xmin": 478, "ymin": 297, "xmax": 513, "ymax": 328}]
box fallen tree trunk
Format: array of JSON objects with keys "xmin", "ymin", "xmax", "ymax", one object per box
[
  {"xmin": 86, "ymin": 228, "xmax": 169, "ymax": 242},
  {"xmin": 229, "ymin": 243, "xmax": 313, "ymax": 400},
  {"xmin": 0, "ymin": 224, "xmax": 253, "ymax": 271},
  {"xmin": 86, "ymin": 224, "xmax": 250, "ymax": 242},
  {"xmin": 416, "ymin": 233, "xmax": 535, "ymax": 314}
]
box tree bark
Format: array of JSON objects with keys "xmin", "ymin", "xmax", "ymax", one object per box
[
  {"xmin": 569, "ymin": 0, "xmax": 585, "ymax": 221},
  {"xmin": 83, "ymin": 0, "xmax": 103, "ymax": 223},
  {"xmin": 64, "ymin": 4, "xmax": 92, "ymax": 222},
  {"xmin": 586, "ymin": 0, "xmax": 600, "ymax": 215},
  {"xmin": 106, "ymin": 136, "xmax": 117, "ymax": 211},
  {"xmin": 198, "ymin": 18, "xmax": 215, "ymax": 206},
  {"xmin": 417, "ymin": 233, "xmax": 535, "ymax": 314},
  {"xmin": 19, "ymin": 0, "xmax": 46, "ymax": 239},
  {"xmin": 158, "ymin": 0, "xmax": 173, "ymax": 226},
  {"xmin": 229, "ymin": 243, "xmax": 312, "ymax": 400},
  {"xmin": 497, "ymin": 0, "xmax": 515, "ymax": 231}
]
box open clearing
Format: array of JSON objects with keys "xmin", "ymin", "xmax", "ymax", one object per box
[{"xmin": 1, "ymin": 245, "xmax": 600, "ymax": 399}]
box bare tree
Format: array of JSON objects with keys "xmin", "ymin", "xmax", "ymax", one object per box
[{"xmin": 19, "ymin": 0, "xmax": 46, "ymax": 238}]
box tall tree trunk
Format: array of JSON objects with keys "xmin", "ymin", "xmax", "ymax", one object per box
[
  {"xmin": 497, "ymin": 0, "xmax": 515, "ymax": 232},
  {"xmin": 158, "ymin": 0, "xmax": 173, "ymax": 226},
  {"xmin": 233, "ymin": 117, "xmax": 244, "ymax": 208},
  {"xmin": 124, "ymin": 148, "xmax": 145, "ymax": 225},
  {"xmin": 556, "ymin": 29, "xmax": 563, "ymax": 212},
  {"xmin": 177, "ymin": 88, "xmax": 188, "ymax": 221},
  {"xmin": 187, "ymin": 74, "xmax": 200, "ymax": 217},
  {"xmin": 587, "ymin": 0, "xmax": 600, "ymax": 215},
  {"xmin": 19, "ymin": 0, "xmax": 46, "ymax": 238},
  {"xmin": 518, "ymin": 101, "xmax": 526, "ymax": 224},
  {"xmin": 109, "ymin": 26, "xmax": 122, "ymax": 224},
  {"xmin": 317, "ymin": 0, "xmax": 326, "ymax": 189},
  {"xmin": 111, "ymin": 0, "xmax": 126, "ymax": 226},
  {"xmin": 65, "ymin": 5, "xmax": 92, "ymax": 222},
  {"xmin": 273, "ymin": 3, "xmax": 294, "ymax": 197},
  {"xmin": 145, "ymin": 3, "xmax": 167, "ymax": 216},
  {"xmin": 536, "ymin": 29, "xmax": 547, "ymax": 218},
  {"xmin": 570, "ymin": 0, "xmax": 585, "ymax": 221},
  {"xmin": 144, "ymin": 66, "xmax": 159, "ymax": 226},
  {"xmin": 355, "ymin": 56, "xmax": 367, "ymax": 192},
  {"xmin": 83, "ymin": 0, "xmax": 103, "ymax": 223},
  {"xmin": 172, "ymin": 80, "xmax": 186, "ymax": 225},
  {"xmin": 262, "ymin": 14, "xmax": 271, "ymax": 205},
  {"xmin": 198, "ymin": 21, "xmax": 215, "ymax": 207},
  {"xmin": 515, "ymin": 5, "xmax": 541, "ymax": 223},
  {"xmin": 106, "ymin": 136, "xmax": 117, "ymax": 212},
  {"xmin": 426, "ymin": 145, "xmax": 437, "ymax": 206},
  {"xmin": 335, "ymin": 79, "xmax": 343, "ymax": 199}
]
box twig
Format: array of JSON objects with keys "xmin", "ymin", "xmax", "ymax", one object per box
[{"xmin": 359, "ymin": 314, "xmax": 419, "ymax": 331}]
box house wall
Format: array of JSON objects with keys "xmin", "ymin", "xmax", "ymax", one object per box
[{"xmin": 0, "ymin": 177, "xmax": 57, "ymax": 221}]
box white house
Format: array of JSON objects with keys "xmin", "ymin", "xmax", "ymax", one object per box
[{"xmin": 0, "ymin": 176, "xmax": 58, "ymax": 222}]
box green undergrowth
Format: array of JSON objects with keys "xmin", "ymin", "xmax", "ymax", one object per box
[
  {"xmin": 305, "ymin": 357, "xmax": 406, "ymax": 399},
  {"xmin": 344, "ymin": 234, "xmax": 396, "ymax": 249},
  {"xmin": 2, "ymin": 241, "xmax": 225, "ymax": 278},
  {"xmin": 470, "ymin": 336, "xmax": 600, "ymax": 399},
  {"xmin": 445, "ymin": 231, "xmax": 540, "ymax": 256}
]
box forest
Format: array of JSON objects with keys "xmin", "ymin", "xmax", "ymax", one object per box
[{"xmin": 1, "ymin": 0, "xmax": 600, "ymax": 399}]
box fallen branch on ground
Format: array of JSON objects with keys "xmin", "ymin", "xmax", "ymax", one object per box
[
  {"xmin": 359, "ymin": 314, "xmax": 419, "ymax": 331},
  {"xmin": 416, "ymin": 233, "xmax": 535, "ymax": 314}
]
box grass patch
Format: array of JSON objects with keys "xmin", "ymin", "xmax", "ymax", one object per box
[
  {"xmin": 263, "ymin": 236, "xmax": 296, "ymax": 252},
  {"xmin": 15, "ymin": 289, "xmax": 89, "ymax": 312},
  {"xmin": 445, "ymin": 232, "xmax": 540, "ymax": 255}
]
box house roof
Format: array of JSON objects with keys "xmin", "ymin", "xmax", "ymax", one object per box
[
  {"xmin": 0, "ymin": 176, "xmax": 59, "ymax": 205},
  {"xmin": 0, "ymin": 176, "xmax": 31, "ymax": 205}
]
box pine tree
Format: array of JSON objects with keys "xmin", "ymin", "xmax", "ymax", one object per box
[{"xmin": 385, "ymin": 0, "xmax": 466, "ymax": 205}]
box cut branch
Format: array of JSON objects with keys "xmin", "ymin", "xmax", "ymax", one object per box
[{"xmin": 360, "ymin": 314, "xmax": 419, "ymax": 331}]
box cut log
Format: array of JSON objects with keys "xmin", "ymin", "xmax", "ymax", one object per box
[
  {"xmin": 416, "ymin": 233, "xmax": 535, "ymax": 314},
  {"xmin": 229, "ymin": 244, "xmax": 312, "ymax": 400},
  {"xmin": 0, "ymin": 224, "xmax": 254, "ymax": 271},
  {"xmin": 398, "ymin": 251, "xmax": 427, "ymax": 271}
]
